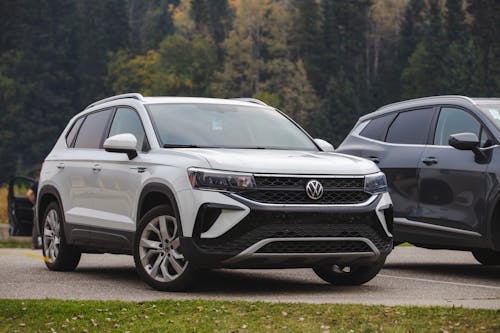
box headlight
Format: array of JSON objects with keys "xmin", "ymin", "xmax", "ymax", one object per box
[
  {"xmin": 364, "ymin": 172, "xmax": 387, "ymax": 194},
  {"xmin": 187, "ymin": 168, "xmax": 256, "ymax": 192}
]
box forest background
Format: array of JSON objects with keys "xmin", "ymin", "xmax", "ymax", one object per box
[{"xmin": 1, "ymin": 0, "xmax": 499, "ymax": 179}]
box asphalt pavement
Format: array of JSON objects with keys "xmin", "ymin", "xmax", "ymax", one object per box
[{"xmin": 0, "ymin": 247, "xmax": 499, "ymax": 309}]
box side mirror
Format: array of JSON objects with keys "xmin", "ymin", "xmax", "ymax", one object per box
[
  {"xmin": 448, "ymin": 132, "xmax": 479, "ymax": 151},
  {"xmin": 104, "ymin": 133, "xmax": 138, "ymax": 160},
  {"xmin": 314, "ymin": 138, "xmax": 335, "ymax": 152}
]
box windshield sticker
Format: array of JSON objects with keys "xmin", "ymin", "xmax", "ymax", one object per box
[
  {"xmin": 212, "ymin": 118, "xmax": 223, "ymax": 131},
  {"xmin": 488, "ymin": 109, "xmax": 500, "ymax": 121}
]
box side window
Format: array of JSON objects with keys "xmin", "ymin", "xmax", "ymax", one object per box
[
  {"xmin": 386, "ymin": 108, "xmax": 434, "ymax": 144},
  {"xmin": 65, "ymin": 117, "xmax": 84, "ymax": 147},
  {"xmin": 359, "ymin": 114, "xmax": 396, "ymax": 141},
  {"xmin": 433, "ymin": 107, "xmax": 480, "ymax": 146},
  {"xmin": 74, "ymin": 109, "xmax": 113, "ymax": 149},
  {"xmin": 108, "ymin": 108, "xmax": 148, "ymax": 151}
]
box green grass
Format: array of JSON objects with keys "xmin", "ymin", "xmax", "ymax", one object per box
[
  {"xmin": 0, "ymin": 239, "xmax": 32, "ymax": 248},
  {"xmin": 0, "ymin": 299, "xmax": 498, "ymax": 333}
]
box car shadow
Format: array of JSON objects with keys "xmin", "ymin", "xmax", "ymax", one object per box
[
  {"xmin": 74, "ymin": 266, "xmax": 380, "ymax": 294},
  {"xmin": 383, "ymin": 262, "xmax": 500, "ymax": 281}
]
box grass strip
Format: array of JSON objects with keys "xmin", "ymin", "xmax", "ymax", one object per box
[
  {"xmin": 0, "ymin": 299, "xmax": 498, "ymax": 333},
  {"xmin": 0, "ymin": 240, "xmax": 32, "ymax": 248}
]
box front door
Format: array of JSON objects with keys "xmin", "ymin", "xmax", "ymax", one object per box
[
  {"xmin": 90, "ymin": 107, "xmax": 150, "ymax": 249},
  {"xmin": 416, "ymin": 106, "xmax": 490, "ymax": 244}
]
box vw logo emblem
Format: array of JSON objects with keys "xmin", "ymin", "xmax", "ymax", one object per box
[{"xmin": 305, "ymin": 180, "xmax": 323, "ymax": 200}]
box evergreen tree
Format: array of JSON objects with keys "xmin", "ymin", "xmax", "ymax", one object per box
[
  {"xmin": 445, "ymin": 0, "xmax": 467, "ymax": 42},
  {"xmin": 290, "ymin": 0, "xmax": 324, "ymax": 93},
  {"xmin": 191, "ymin": 0, "xmax": 210, "ymax": 35},
  {"xmin": 467, "ymin": 0, "xmax": 500, "ymax": 95},
  {"xmin": 402, "ymin": 0, "xmax": 447, "ymax": 98},
  {"xmin": 398, "ymin": 0, "xmax": 426, "ymax": 68}
]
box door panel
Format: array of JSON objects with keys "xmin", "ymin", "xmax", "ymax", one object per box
[
  {"xmin": 8, "ymin": 177, "xmax": 35, "ymax": 236},
  {"xmin": 90, "ymin": 150, "xmax": 144, "ymax": 232},
  {"xmin": 417, "ymin": 146, "xmax": 488, "ymax": 233}
]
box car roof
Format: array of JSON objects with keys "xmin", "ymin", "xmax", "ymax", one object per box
[{"xmin": 359, "ymin": 95, "xmax": 499, "ymax": 121}]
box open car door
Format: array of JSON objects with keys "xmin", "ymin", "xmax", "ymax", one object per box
[{"xmin": 8, "ymin": 176, "xmax": 35, "ymax": 236}]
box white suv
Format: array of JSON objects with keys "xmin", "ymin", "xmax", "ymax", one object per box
[{"xmin": 37, "ymin": 93, "xmax": 393, "ymax": 291}]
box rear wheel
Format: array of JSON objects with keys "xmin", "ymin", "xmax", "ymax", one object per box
[
  {"xmin": 42, "ymin": 201, "xmax": 81, "ymax": 271},
  {"xmin": 134, "ymin": 205, "xmax": 198, "ymax": 291},
  {"xmin": 472, "ymin": 249, "xmax": 500, "ymax": 265},
  {"xmin": 313, "ymin": 256, "xmax": 386, "ymax": 285}
]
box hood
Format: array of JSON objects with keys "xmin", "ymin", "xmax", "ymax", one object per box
[{"xmin": 175, "ymin": 148, "xmax": 379, "ymax": 175}]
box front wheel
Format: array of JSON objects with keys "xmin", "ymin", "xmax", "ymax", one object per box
[
  {"xmin": 313, "ymin": 257, "xmax": 386, "ymax": 286},
  {"xmin": 134, "ymin": 205, "xmax": 198, "ymax": 291},
  {"xmin": 472, "ymin": 249, "xmax": 500, "ymax": 265}
]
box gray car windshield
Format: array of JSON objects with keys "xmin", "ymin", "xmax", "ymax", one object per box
[
  {"xmin": 148, "ymin": 103, "xmax": 318, "ymax": 150},
  {"xmin": 478, "ymin": 102, "xmax": 500, "ymax": 130}
]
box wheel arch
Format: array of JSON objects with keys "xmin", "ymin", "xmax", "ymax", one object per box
[
  {"xmin": 488, "ymin": 193, "xmax": 500, "ymax": 250},
  {"xmin": 137, "ymin": 182, "xmax": 182, "ymax": 232},
  {"xmin": 37, "ymin": 185, "xmax": 64, "ymax": 235}
]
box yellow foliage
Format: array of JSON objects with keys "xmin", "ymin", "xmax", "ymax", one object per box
[{"xmin": 0, "ymin": 186, "xmax": 8, "ymax": 224}]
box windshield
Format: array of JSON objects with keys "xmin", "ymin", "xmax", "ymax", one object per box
[
  {"xmin": 147, "ymin": 103, "xmax": 318, "ymax": 150},
  {"xmin": 478, "ymin": 102, "xmax": 500, "ymax": 130}
]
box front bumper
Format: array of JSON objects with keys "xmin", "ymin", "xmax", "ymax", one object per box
[{"xmin": 181, "ymin": 193, "xmax": 393, "ymax": 268}]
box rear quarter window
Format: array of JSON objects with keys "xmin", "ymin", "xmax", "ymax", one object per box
[
  {"xmin": 74, "ymin": 109, "xmax": 113, "ymax": 149},
  {"xmin": 359, "ymin": 114, "xmax": 396, "ymax": 141},
  {"xmin": 65, "ymin": 117, "xmax": 84, "ymax": 147},
  {"xmin": 385, "ymin": 108, "xmax": 434, "ymax": 145}
]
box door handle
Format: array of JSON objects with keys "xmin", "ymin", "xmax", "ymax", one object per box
[
  {"xmin": 367, "ymin": 156, "xmax": 380, "ymax": 164},
  {"xmin": 56, "ymin": 163, "xmax": 65, "ymax": 170},
  {"xmin": 422, "ymin": 157, "xmax": 438, "ymax": 166},
  {"xmin": 130, "ymin": 166, "xmax": 147, "ymax": 173},
  {"xmin": 92, "ymin": 164, "xmax": 102, "ymax": 172}
]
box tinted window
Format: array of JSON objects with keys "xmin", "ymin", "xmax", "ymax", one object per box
[
  {"xmin": 386, "ymin": 108, "xmax": 434, "ymax": 144},
  {"xmin": 359, "ymin": 114, "xmax": 395, "ymax": 141},
  {"xmin": 434, "ymin": 108, "xmax": 480, "ymax": 146},
  {"xmin": 74, "ymin": 109, "xmax": 113, "ymax": 149},
  {"xmin": 109, "ymin": 108, "xmax": 148, "ymax": 151},
  {"xmin": 65, "ymin": 117, "xmax": 84, "ymax": 147}
]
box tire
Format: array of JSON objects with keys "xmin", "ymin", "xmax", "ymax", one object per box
[
  {"xmin": 42, "ymin": 201, "xmax": 81, "ymax": 271},
  {"xmin": 134, "ymin": 204, "xmax": 198, "ymax": 291},
  {"xmin": 313, "ymin": 256, "xmax": 386, "ymax": 286},
  {"xmin": 472, "ymin": 249, "xmax": 500, "ymax": 265}
]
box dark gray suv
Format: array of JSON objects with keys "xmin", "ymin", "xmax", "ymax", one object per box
[{"xmin": 338, "ymin": 96, "xmax": 500, "ymax": 265}]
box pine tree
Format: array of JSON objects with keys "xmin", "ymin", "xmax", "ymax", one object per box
[
  {"xmin": 289, "ymin": 0, "xmax": 324, "ymax": 93},
  {"xmin": 191, "ymin": 0, "xmax": 210, "ymax": 35},
  {"xmin": 467, "ymin": 0, "xmax": 500, "ymax": 95},
  {"xmin": 399, "ymin": 0, "xmax": 426, "ymax": 68},
  {"xmin": 445, "ymin": 0, "xmax": 467, "ymax": 42}
]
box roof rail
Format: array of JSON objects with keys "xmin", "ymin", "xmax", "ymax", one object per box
[
  {"xmin": 85, "ymin": 93, "xmax": 145, "ymax": 109},
  {"xmin": 231, "ymin": 98, "xmax": 268, "ymax": 106}
]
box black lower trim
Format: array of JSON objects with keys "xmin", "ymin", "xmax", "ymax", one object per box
[{"xmin": 66, "ymin": 223, "xmax": 134, "ymax": 255}]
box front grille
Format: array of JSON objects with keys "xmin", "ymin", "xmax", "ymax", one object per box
[
  {"xmin": 256, "ymin": 240, "xmax": 372, "ymax": 253},
  {"xmin": 237, "ymin": 175, "xmax": 370, "ymax": 205},
  {"xmin": 240, "ymin": 190, "xmax": 371, "ymax": 204}
]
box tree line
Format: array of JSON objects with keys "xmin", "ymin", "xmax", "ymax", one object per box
[{"xmin": 1, "ymin": 0, "xmax": 499, "ymax": 179}]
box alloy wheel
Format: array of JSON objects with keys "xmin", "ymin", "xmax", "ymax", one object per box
[
  {"xmin": 43, "ymin": 209, "xmax": 61, "ymax": 262},
  {"xmin": 139, "ymin": 215, "xmax": 188, "ymax": 282}
]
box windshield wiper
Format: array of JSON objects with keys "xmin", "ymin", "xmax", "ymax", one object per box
[{"xmin": 163, "ymin": 144, "xmax": 204, "ymax": 148}]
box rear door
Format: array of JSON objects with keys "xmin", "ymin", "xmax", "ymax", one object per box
[
  {"xmin": 8, "ymin": 177, "xmax": 35, "ymax": 236},
  {"xmin": 416, "ymin": 106, "xmax": 491, "ymax": 241},
  {"xmin": 60, "ymin": 108, "xmax": 114, "ymax": 244}
]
